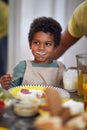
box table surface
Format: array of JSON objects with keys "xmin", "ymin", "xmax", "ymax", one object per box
[
  {"xmin": 0, "ymin": 91, "xmax": 83, "ymax": 130},
  {"xmin": 0, "ymin": 107, "xmax": 38, "ymax": 130},
  {"xmin": 70, "ymin": 91, "xmax": 83, "ymax": 100}
]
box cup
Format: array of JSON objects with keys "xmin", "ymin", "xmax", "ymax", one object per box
[
  {"xmin": 83, "ymin": 75, "xmax": 87, "ymax": 102},
  {"xmin": 63, "ymin": 68, "xmax": 78, "ymax": 92},
  {"xmin": 76, "ymin": 54, "xmax": 87, "ymax": 96}
]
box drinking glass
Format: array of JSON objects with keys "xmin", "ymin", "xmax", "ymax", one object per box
[
  {"xmin": 63, "ymin": 68, "xmax": 78, "ymax": 92},
  {"xmin": 76, "ymin": 54, "xmax": 87, "ymax": 97}
]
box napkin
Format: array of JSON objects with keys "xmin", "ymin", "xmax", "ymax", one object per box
[{"xmin": 63, "ymin": 99, "xmax": 84, "ymax": 115}]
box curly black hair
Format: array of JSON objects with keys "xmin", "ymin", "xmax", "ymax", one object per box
[{"xmin": 28, "ymin": 16, "xmax": 62, "ymax": 47}]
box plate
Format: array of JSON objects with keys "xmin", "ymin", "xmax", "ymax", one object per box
[
  {"xmin": 8, "ymin": 85, "xmax": 70, "ymax": 99},
  {"xmin": 8, "ymin": 85, "xmax": 46, "ymax": 98},
  {"xmin": 57, "ymin": 87, "xmax": 70, "ymax": 98},
  {"xmin": 8, "ymin": 85, "xmax": 70, "ymax": 116}
]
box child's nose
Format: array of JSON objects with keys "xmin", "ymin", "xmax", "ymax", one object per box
[{"xmin": 39, "ymin": 43, "xmax": 45, "ymax": 50}]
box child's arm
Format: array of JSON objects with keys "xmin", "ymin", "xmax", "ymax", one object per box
[{"xmin": 9, "ymin": 60, "xmax": 26, "ymax": 88}]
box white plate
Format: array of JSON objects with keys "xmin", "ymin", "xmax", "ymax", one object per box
[
  {"xmin": 9, "ymin": 85, "xmax": 70, "ymax": 99},
  {"xmin": 57, "ymin": 88, "xmax": 70, "ymax": 98}
]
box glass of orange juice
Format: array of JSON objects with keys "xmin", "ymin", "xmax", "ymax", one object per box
[
  {"xmin": 77, "ymin": 73, "xmax": 83, "ymax": 95},
  {"xmin": 83, "ymin": 74, "xmax": 87, "ymax": 101},
  {"xmin": 76, "ymin": 54, "xmax": 87, "ymax": 96}
]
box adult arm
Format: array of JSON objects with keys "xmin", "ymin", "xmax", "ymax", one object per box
[
  {"xmin": 53, "ymin": 0, "xmax": 87, "ymax": 60},
  {"xmin": 53, "ymin": 27, "xmax": 81, "ymax": 60}
]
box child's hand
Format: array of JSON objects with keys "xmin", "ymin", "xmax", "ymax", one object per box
[{"xmin": 0, "ymin": 73, "xmax": 12, "ymax": 90}]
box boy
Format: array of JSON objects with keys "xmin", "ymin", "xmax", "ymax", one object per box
[{"xmin": 1, "ymin": 16, "xmax": 65, "ymax": 89}]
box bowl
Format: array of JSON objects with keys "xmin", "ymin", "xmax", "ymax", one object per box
[
  {"xmin": 12, "ymin": 98, "xmax": 40, "ymax": 117},
  {"xmin": 12, "ymin": 88, "xmax": 43, "ymax": 117}
]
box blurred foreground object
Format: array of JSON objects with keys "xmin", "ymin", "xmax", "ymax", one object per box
[
  {"xmin": 0, "ymin": 0, "xmax": 8, "ymax": 76},
  {"xmin": 0, "ymin": 87, "xmax": 12, "ymax": 116},
  {"xmin": 34, "ymin": 87, "xmax": 87, "ymax": 130}
]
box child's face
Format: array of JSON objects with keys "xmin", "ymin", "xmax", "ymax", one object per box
[{"xmin": 30, "ymin": 31, "xmax": 56, "ymax": 64}]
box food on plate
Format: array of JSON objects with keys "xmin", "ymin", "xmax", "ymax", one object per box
[
  {"xmin": 34, "ymin": 114, "xmax": 67, "ymax": 130},
  {"xmin": 12, "ymin": 88, "xmax": 43, "ymax": 117},
  {"xmin": 63, "ymin": 99, "xmax": 84, "ymax": 115},
  {"xmin": 65, "ymin": 113, "xmax": 87, "ymax": 130},
  {"xmin": 34, "ymin": 87, "xmax": 87, "ymax": 130},
  {"xmin": 44, "ymin": 87, "xmax": 71, "ymax": 122},
  {"xmin": 44, "ymin": 87, "xmax": 62, "ymax": 116},
  {"xmin": 17, "ymin": 88, "xmax": 43, "ymax": 99},
  {"xmin": 35, "ymin": 113, "xmax": 87, "ymax": 130}
]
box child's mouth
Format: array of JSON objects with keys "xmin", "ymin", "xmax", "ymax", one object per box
[{"xmin": 36, "ymin": 52, "xmax": 46, "ymax": 56}]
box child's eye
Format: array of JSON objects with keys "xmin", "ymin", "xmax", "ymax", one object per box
[
  {"xmin": 45, "ymin": 42, "xmax": 52, "ymax": 46},
  {"xmin": 33, "ymin": 41, "xmax": 39, "ymax": 45}
]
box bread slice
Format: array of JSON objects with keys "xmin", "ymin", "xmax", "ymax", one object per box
[{"xmin": 44, "ymin": 87, "xmax": 62, "ymax": 116}]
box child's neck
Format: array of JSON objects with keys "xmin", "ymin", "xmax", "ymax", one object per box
[{"xmin": 32, "ymin": 60, "xmax": 53, "ymax": 64}]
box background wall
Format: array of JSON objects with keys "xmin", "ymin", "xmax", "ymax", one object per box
[{"xmin": 8, "ymin": 0, "xmax": 86, "ymax": 73}]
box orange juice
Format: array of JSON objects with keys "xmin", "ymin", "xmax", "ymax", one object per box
[
  {"xmin": 83, "ymin": 83, "xmax": 87, "ymax": 102},
  {"xmin": 77, "ymin": 73, "xmax": 83, "ymax": 95},
  {"xmin": 78, "ymin": 73, "xmax": 87, "ymax": 95},
  {"xmin": 76, "ymin": 54, "xmax": 87, "ymax": 96}
]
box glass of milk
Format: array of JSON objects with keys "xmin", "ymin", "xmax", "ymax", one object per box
[{"xmin": 63, "ymin": 68, "xmax": 78, "ymax": 92}]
